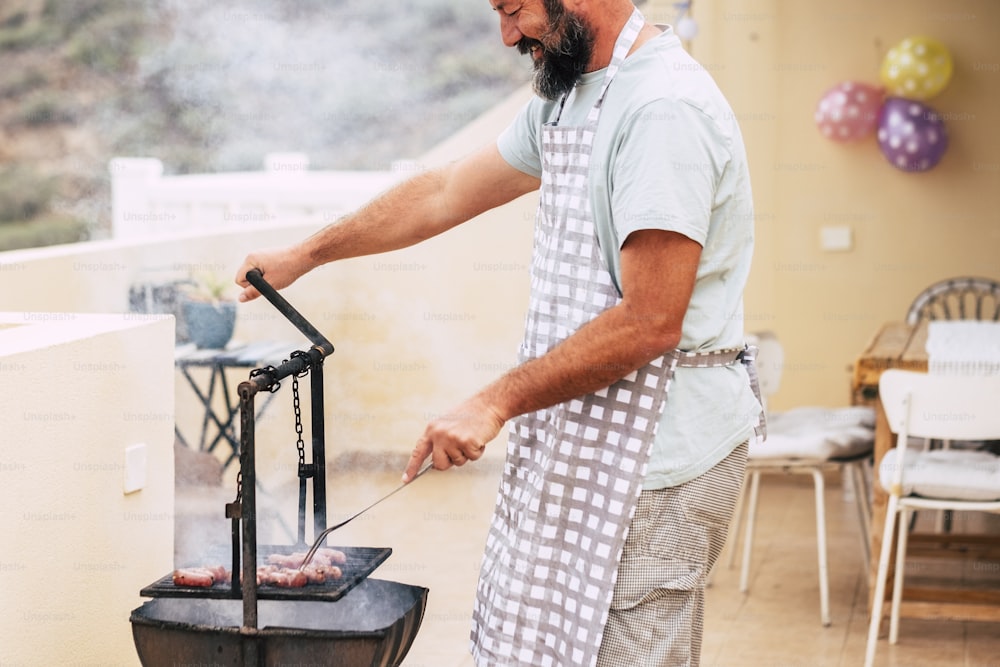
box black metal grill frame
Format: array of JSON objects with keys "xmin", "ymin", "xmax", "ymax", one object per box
[{"xmin": 137, "ymin": 270, "xmax": 361, "ymax": 626}]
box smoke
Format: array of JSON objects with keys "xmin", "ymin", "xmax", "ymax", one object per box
[{"xmin": 135, "ymin": 0, "xmax": 527, "ymax": 172}]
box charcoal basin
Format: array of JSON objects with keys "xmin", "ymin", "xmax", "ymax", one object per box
[{"xmin": 130, "ymin": 578, "xmax": 428, "ymax": 667}]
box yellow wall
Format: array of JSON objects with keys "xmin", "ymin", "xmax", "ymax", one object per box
[{"xmin": 647, "ymin": 0, "xmax": 1000, "ymax": 408}]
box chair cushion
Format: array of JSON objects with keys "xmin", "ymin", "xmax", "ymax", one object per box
[
  {"xmin": 878, "ymin": 448, "xmax": 1000, "ymax": 501},
  {"xmin": 749, "ymin": 406, "xmax": 875, "ymax": 460}
]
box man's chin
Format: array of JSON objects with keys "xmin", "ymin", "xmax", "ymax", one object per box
[{"xmin": 532, "ymin": 60, "xmax": 583, "ymax": 100}]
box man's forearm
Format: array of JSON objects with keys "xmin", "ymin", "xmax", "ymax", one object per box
[
  {"xmin": 297, "ymin": 169, "xmax": 458, "ymax": 269},
  {"xmin": 294, "ymin": 144, "xmax": 539, "ymax": 272},
  {"xmin": 479, "ymin": 301, "xmax": 681, "ymax": 422},
  {"xmin": 477, "ymin": 229, "xmax": 700, "ymax": 422},
  {"xmin": 236, "ymin": 143, "xmax": 538, "ymax": 303}
]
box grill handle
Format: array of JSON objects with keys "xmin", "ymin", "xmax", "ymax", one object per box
[{"xmin": 245, "ymin": 269, "xmax": 334, "ymax": 357}]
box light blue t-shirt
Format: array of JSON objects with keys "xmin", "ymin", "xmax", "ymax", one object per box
[{"xmin": 497, "ymin": 26, "xmax": 761, "ymax": 488}]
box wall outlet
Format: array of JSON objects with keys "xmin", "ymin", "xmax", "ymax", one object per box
[
  {"xmin": 820, "ymin": 225, "xmax": 853, "ymax": 252},
  {"xmin": 124, "ymin": 443, "xmax": 147, "ymax": 494}
]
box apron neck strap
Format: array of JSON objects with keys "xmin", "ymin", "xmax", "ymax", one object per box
[{"xmin": 584, "ymin": 7, "xmax": 645, "ymax": 125}]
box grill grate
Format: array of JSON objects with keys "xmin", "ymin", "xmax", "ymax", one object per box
[{"xmin": 140, "ymin": 545, "xmax": 391, "ymax": 603}]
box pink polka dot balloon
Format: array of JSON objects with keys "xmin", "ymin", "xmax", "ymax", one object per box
[
  {"xmin": 876, "ymin": 97, "xmax": 949, "ymax": 172},
  {"xmin": 815, "ymin": 81, "xmax": 884, "ymax": 142}
]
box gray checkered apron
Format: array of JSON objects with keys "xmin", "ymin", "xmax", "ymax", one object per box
[{"xmin": 471, "ymin": 9, "xmax": 763, "ymax": 666}]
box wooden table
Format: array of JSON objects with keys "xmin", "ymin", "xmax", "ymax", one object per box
[
  {"xmin": 852, "ymin": 320, "xmax": 929, "ymax": 406},
  {"xmin": 852, "ymin": 320, "xmax": 1000, "ymax": 623}
]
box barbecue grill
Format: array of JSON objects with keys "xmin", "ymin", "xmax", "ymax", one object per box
[{"xmin": 130, "ymin": 270, "xmax": 428, "ymax": 667}]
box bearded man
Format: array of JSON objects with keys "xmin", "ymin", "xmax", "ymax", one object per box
[{"xmin": 236, "ymin": 2, "xmax": 761, "ymax": 665}]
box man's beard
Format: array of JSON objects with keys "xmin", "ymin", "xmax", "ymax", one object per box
[{"xmin": 517, "ymin": 5, "xmax": 595, "ymax": 101}]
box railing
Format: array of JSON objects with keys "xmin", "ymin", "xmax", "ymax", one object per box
[{"xmin": 109, "ymin": 153, "xmax": 405, "ymax": 240}]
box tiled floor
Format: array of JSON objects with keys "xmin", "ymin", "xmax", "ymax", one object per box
[{"xmin": 192, "ymin": 450, "xmax": 1000, "ymax": 667}]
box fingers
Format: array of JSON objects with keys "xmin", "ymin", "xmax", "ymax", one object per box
[
  {"xmin": 447, "ymin": 445, "xmax": 485, "ymax": 465},
  {"xmin": 461, "ymin": 444, "xmax": 487, "ymax": 462},
  {"xmin": 237, "ymin": 286, "xmax": 261, "ymax": 303},
  {"xmin": 401, "ymin": 436, "xmax": 487, "ymax": 482},
  {"xmin": 436, "ymin": 442, "xmax": 486, "ymax": 469},
  {"xmin": 234, "ymin": 248, "xmax": 301, "ymax": 302},
  {"xmin": 402, "ymin": 437, "xmax": 433, "ymax": 483},
  {"xmin": 233, "ymin": 261, "xmax": 262, "ymax": 302}
]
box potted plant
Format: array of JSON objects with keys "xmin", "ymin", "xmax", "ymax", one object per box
[{"xmin": 179, "ymin": 271, "xmax": 237, "ymax": 349}]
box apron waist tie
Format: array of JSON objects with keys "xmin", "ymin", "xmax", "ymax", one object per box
[
  {"xmin": 671, "ymin": 345, "xmax": 767, "ymax": 441},
  {"xmin": 672, "ymin": 346, "xmax": 744, "ymax": 368}
]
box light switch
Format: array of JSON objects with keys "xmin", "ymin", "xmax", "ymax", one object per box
[
  {"xmin": 124, "ymin": 443, "xmax": 147, "ymax": 494},
  {"xmin": 820, "ymin": 225, "xmax": 853, "ymax": 252}
]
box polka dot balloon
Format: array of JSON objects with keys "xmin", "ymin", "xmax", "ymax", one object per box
[
  {"xmin": 876, "ymin": 97, "xmax": 949, "ymax": 172},
  {"xmin": 880, "ymin": 36, "xmax": 953, "ymax": 101},
  {"xmin": 815, "ymin": 81, "xmax": 884, "ymax": 142}
]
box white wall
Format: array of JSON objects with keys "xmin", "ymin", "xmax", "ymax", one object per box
[{"xmin": 0, "ymin": 313, "xmax": 174, "ymax": 664}]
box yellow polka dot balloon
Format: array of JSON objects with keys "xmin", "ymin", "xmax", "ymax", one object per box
[{"xmin": 880, "ymin": 36, "xmax": 953, "ymax": 100}]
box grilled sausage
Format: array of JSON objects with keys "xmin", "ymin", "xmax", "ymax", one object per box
[
  {"xmin": 315, "ymin": 548, "xmax": 347, "ymax": 565},
  {"xmin": 269, "ymin": 568, "xmax": 308, "ymax": 588},
  {"xmin": 301, "ymin": 564, "xmax": 326, "ymax": 584},
  {"xmin": 173, "ymin": 567, "xmax": 215, "ymax": 587},
  {"xmin": 266, "ymin": 547, "xmax": 346, "ymax": 569},
  {"xmin": 266, "ymin": 553, "xmax": 299, "ymax": 568}
]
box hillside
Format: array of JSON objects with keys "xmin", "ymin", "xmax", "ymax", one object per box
[{"xmin": 0, "ymin": 0, "xmax": 528, "ymax": 250}]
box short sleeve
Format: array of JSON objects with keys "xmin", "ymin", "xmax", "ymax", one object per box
[
  {"xmin": 610, "ymin": 99, "xmax": 732, "ymax": 248},
  {"xmin": 497, "ymin": 98, "xmax": 547, "ymax": 179}
]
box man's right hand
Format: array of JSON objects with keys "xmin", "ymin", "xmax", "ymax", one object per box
[{"xmin": 234, "ymin": 246, "xmax": 309, "ymax": 302}]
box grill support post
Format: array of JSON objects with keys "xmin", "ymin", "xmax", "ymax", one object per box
[
  {"xmin": 238, "ymin": 382, "xmax": 259, "ymax": 641},
  {"xmin": 235, "ymin": 345, "xmax": 330, "ymax": 659},
  {"xmin": 311, "ymin": 363, "xmax": 328, "ymax": 539}
]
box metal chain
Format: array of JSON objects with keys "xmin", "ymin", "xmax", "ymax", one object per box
[
  {"xmin": 291, "ymin": 373, "xmax": 306, "ymax": 468},
  {"xmin": 235, "ymin": 354, "xmax": 311, "ymax": 510},
  {"xmin": 289, "ymin": 350, "xmax": 311, "ymax": 468}
]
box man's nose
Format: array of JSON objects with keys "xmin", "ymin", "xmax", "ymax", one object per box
[{"xmin": 499, "ymin": 15, "xmax": 523, "ymax": 48}]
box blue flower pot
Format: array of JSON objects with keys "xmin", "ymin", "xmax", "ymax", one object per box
[{"xmin": 181, "ymin": 299, "xmax": 236, "ymax": 349}]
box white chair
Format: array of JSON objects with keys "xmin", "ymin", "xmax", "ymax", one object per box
[
  {"xmin": 863, "ymin": 369, "xmax": 1000, "ymax": 667},
  {"xmin": 728, "ymin": 331, "xmax": 874, "ymax": 626},
  {"xmin": 905, "ymin": 279, "xmax": 1000, "ymax": 531}
]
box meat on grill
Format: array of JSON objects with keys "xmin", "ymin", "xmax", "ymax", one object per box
[{"xmin": 172, "ymin": 548, "xmax": 347, "ymax": 588}]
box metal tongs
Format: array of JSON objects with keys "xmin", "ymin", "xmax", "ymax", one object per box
[{"xmin": 298, "ymin": 461, "xmax": 434, "ymax": 570}]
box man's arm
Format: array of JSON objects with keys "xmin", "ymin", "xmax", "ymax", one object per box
[
  {"xmin": 404, "ymin": 228, "xmax": 702, "ymax": 479},
  {"xmin": 234, "ymin": 143, "xmax": 539, "ymax": 301}
]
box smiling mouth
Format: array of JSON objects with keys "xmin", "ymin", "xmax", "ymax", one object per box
[{"xmin": 517, "ymin": 38, "xmax": 544, "ymax": 60}]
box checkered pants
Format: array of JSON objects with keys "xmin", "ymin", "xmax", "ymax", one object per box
[{"xmin": 595, "ymin": 441, "xmax": 748, "ymax": 667}]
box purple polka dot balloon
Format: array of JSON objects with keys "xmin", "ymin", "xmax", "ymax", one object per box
[{"xmin": 876, "ymin": 97, "xmax": 948, "ymax": 172}]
